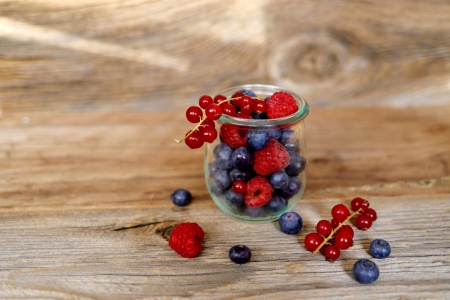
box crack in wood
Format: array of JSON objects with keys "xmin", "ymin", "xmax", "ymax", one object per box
[{"xmin": 113, "ymin": 221, "xmax": 162, "ymax": 231}]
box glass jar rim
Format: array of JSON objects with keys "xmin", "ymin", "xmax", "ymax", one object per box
[{"xmin": 215, "ymin": 84, "xmax": 309, "ymax": 127}]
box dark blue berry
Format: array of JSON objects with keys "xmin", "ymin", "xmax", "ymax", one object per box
[
  {"xmin": 279, "ymin": 177, "xmax": 302, "ymax": 199},
  {"xmin": 236, "ymin": 89, "xmax": 257, "ymax": 98},
  {"xmin": 370, "ymin": 239, "xmax": 391, "ymax": 259},
  {"xmin": 279, "ymin": 129, "xmax": 296, "ymax": 145},
  {"xmin": 170, "ymin": 189, "xmax": 192, "ymax": 206},
  {"xmin": 212, "ymin": 169, "xmax": 232, "ymax": 191},
  {"xmin": 229, "ymin": 244, "xmax": 251, "ymax": 264},
  {"xmin": 285, "ymin": 155, "xmax": 306, "ymax": 177},
  {"xmin": 279, "ymin": 212, "xmax": 303, "ymax": 234},
  {"xmin": 284, "ymin": 140, "xmax": 300, "ymax": 153},
  {"xmin": 246, "ymin": 130, "xmax": 270, "ymax": 150},
  {"xmin": 213, "ymin": 143, "xmax": 234, "ymax": 170},
  {"xmin": 268, "ymin": 129, "xmax": 281, "ymax": 140},
  {"xmin": 208, "ymin": 161, "xmax": 220, "ymax": 175},
  {"xmin": 266, "ymin": 195, "xmax": 288, "ymax": 212},
  {"xmin": 232, "ymin": 147, "xmax": 253, "ymax": 171},
  {"xmin": 269, "ymin": 171, "xmax": 289, "ymax": 189},
  {"xmin": 250, "ymin": 112, "xmax": 267, "ymax": 119},
  {"xmin": 353, "ymin": 259, "xmax": 379, "ymax": 284},
  {"xmin": 229, "ymin": 168, "xmax": 252, "ymax": 182},
  {"xmin": 245, "ymin": 206, "xmax": 266, "ymax": 217},
  {"xmin": 225, "ymin": 189, "xmax": 244, "ymax": 207}
]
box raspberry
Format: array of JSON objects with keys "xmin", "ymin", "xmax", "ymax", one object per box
[
  {"xmin": 220, "ymin": 124, "xmax": 247, "ymax": 149},
  {"xmin": 244, "ymin": 176, "xmax": 274, "ymax": 208},
  {"xmin": 253, "ymin": 139, "xmax": 290, "ymax": 175},
  {"xmin": 266, "ymin": 91, "xmax": 298, "ymax": 119},
  {"xmin": 169, "ymin": 222, "xmax": 204, "ymax": 258}
]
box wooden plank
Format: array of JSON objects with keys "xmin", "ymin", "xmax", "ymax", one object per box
[{"xmin": 1, "ymin": 0, "xmax": 450, "ymax": 112}]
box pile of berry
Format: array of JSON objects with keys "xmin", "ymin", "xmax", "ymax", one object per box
[
  {"xmin": 177, "ymin": 89, "xmax": 299, "ymax": 149},
  {"xmin": 304, "ymin": 198, "xmax": 378, "ymax": 262},
  {"xmin": 200, "ymin": 90, "xmax": 306, "ymax": 218}
]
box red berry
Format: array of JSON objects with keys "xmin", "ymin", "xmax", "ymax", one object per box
[
  {"xmin": 199, "ymin": 95, "xmax": 213, "ymax": 109},
  {"xmin": 240, "ymin": 96, "xmax": 253, "ymax": 107},
  {"xmin": 236, "ymin": 112, "xmax": 253, "ymax": 119},
  {"xmin": 316, "ymin": 220, "xmax": 332, "ymax": 237},
  {"xmin": 213, "ymin": 94, "xmax": 227, "ymax": 105},
  {"xmin": 253, "ymin": 139, "xmax": 290, "ymax": 176},
  {"xmin": 202, "ymin": 127, "xmax": 217, "ymax": 143},
  {"xmin": 331, "ymin": 204, "xmax": 350, "ymax": 223},
  {"xmin": 351, "ymin": 197, "xmax": 370, "ymax": 212},
  {"xmin": 222, "ymin": 103, "xmax": 237, "ymax": 117},
  {"xmin": 337, "ymin": 224, "xmax": 354, "ymax": 238},
  {"xmin": 199, "ymin": 118, "xmax": 216, "ymax": 131},
  {"xmin": 356, "ymin": 214, "xmax": 373, "ymax": 230},
  {"xmin": 232, "ymin": 180, "xmax": 247, "ymax": 194},
  {"xmin": 231, "ymin": 92, "xmax": 245, "ymax": 107},
  {"xmin": 266, "ymin": 91, "xmax": 298, "ymax": 119},
  {"xmin": 244, "ymin": 176, "xmax": 274, "ymax": 208},
  {"xmin": 240, "ymin": 104, "xmax": 253, "ymax": 115},
  {"xmin": 335, "ymin": 232, "xmax": 353, "ymax": 250},
  {"xmin": 363, "ymin": 208, "xmax": 377, "ymax": 221},
  {"xmin": 186, "ymin": 106, "xmax": 203, "ymax": 123},
  {"xmin": 205, "ymin": 104, "xmax": 223, "ymax": 120},
  {"xmin": 331, "ymin": 218, "xmax": 340, "ymax": 228},
  {"xmin": 185, "ymin": 131, "xmax": 204, "ymax": 149},
  {"xmin": 219, "ymin": 124, "xmax": 248, "ymax": 148},
  {"xmin": 254, "ymin": 101, "xmax": 267, "ymax": 114},
  {"xmin": 304, "ymin": 232, "xmax": 324, "ymax": 252},
  {"xmin": 169, "ymin": 222, "xmax": 204, "ymax": 258},
  {"xmin": 324, "ymin": 245, "xmax": 340, "ymax": 261}
]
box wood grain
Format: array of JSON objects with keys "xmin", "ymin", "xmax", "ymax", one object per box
[
  {"xmin": 0, "ymin": 0, "xmax": 449, "ymax": 112},
  {"xmin": 0, "ymin": 107, "xmax": 449, "ymax": 298}
]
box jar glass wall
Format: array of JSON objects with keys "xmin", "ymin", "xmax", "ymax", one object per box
[{"xmin": 204, "ymin": 84, "xmax": 309, "ymax": 223}]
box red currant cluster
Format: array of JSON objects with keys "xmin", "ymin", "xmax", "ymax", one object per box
[
  {"xmin": 176, "ymin": 93, "xmax": 267, "ymax": 149},
  {"xmin": 304, "ymin": 197, "xmax": 378, "ymax": 262}
]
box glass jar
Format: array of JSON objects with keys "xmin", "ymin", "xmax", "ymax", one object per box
[{"xmin": 204, "ymin": 84, "xmax": 309, "ymax": 223}]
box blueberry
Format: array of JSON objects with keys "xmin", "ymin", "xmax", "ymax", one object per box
[
  {"xmin": 250, "ymin": 112, "xmax": 267, "ymax": 119},
  {"xmin": 370, "ymin": 239, "xmax": 391, "ymax": 259},
  {"xmin": 353, "ymin": 259, "xmax": 379, "ymax": 284},
  {"xmin": 285, "ymin": 155, "xmax": 306, "ymax": 177},
  {"xmin": 269, "ymin": 171, "xmax": 289, "ymax": 189},
  {"xmin": 266, "ymin": 195, "xmax": 288, "ymax": 212},
  {"xmin": 225, "ymin": 189, "xmax": 244, "ymax": 207},
  {"xmin": 208, "ymin": 161, "xmax": 220, "ymax": 175},
  {"xmin": 232, "ymin": 147, "xmax": 253, "ymax": 171},
  {"xmin": 245, "ymin": 206, "xmax": 266, "ymax": 217},
  {"xmin": 213, "ymin": 143, "xmax": 234, "ymax": 170},
  {"xmin": 212, "ymin": 169, "xmax": 232, "ymax": 191},
  {"xmin": 279, "ymin": 212, "xmax": 303, "ymax": 234},
  {"xmin": 279, "ymin": 129, "xmax": 296, "ymax": 145},
  {"xmin": 247, "ymin": 130, "xmax": 270, "ymax": 150},
  {"xmin": 279, "ymin": 177, "xmax": 302, "ymax": 199},
  {"xmin": 229, "ymin": 168, "xmax": 252, "ymax": 182},
  {"xmin": 284, "ymin": 140, "xmax": 300, "ymax": 153},
  {"xmin": 229, "ymin": 244, "xmax": 252, "ymax": 264},
  {"xmin": 170, "ymin": 189, "xmax": 192, "ymax": 206},
  {"xmin": 236, "ymin": 89, "xmax": 257, "ymax": 98},
  {"xmin": 268, "ymin": 129, "xmax": 281, "ymax": 141}
]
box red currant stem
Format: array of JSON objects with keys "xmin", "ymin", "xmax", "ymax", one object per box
[
  {"xmin": 312, "ymin": 208, "xmax": 363, "ymax": 255},
  {"xmin": 217, "ymin": 96, "xmax": 264, "ymax": 106},
  {"xmin": 174, "ymin": 116, "xmax": 207, "ymax": 143}
]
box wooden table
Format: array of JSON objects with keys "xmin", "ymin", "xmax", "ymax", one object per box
[{"xmin": 1, "ymin": 1, "xmax": 450, "ymax": 299}]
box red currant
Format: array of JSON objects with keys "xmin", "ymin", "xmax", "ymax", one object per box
[
  {"xmin": 222, "ymin": 103, "xmax": 237, "ymax": 117},
  {"xmin": 304, "ymin": 233, "xmax": 324, "ymax": 252},
  {"xmin": 199, "ymin": 118, "xmax": 215, "ymax": 131},
  {"xmin": 324, "ymin": 245, "xmax": 340, "ymax": 261},
  {"xmin": 363, "ymin": 208, "xmax": 377, "ymax": 221},
  {"xmin": 355, "ymin": 214, "xmax": 373, "ymax": 230},
  {"xmin": 231, "ymin": 92, "xmax": 245, "ymax": 107},
  {"xmin": 240, "ymin": 105, "xmax": 253, "ymax": 115},
  {"xmin": 335, "ymin": 232, "xmax": 353, "ymax": 250},
  {"xmin": 184, "ymin": 131, "xmax": 204, "ymax": 149},
  {"xmin": 236, "ymin": 112, "xmax": 252, "ymax": 119},
  {"xmin": 316, "ymin": 220, "xmax": 332, "ymax": 237},
  {"xmin": 213, "ymin": 94, "xmax": 227, "ymax": 105},
  {"xmin": 198, "ymin": 95, "xmax": 213, "ymax": 109},
  {"xmin": 254, "ymin": 101, "xmax": 267, "ymax": 114},
  {"xmin": 331, "ymin": 218, "xmax": 340, "ymax": 228},
  {"xmin": 240, "ymin": 96, "xmax": 252, "ymax": 108},
  {"xmin": 351, "ymin": 197, "xmax": 370, "ymax": 212},
  {"xmin": 232, "ymin": 180, "xmax": 247, "ymax": 194},
  {"xmin": 337, "ymin": 224, "xmax": 354, "ymax": 238},
  {"xmin": 202, "ymin": 127, "xmax": 217, "ymax": 143},
  {"xmin": 186, "ymin": 106, "xmax": 203, "ymax": 123},
  {"xmin": 331, "ymin": 204, "xmax": 350, "ymax": 223},
  {"xmin": 205, "ymin": 104, "xmax": 223, "ymax": 120}
]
